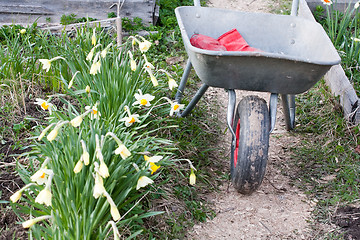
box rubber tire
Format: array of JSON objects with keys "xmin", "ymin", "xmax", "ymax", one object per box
[{"xmin": 230, "ymin": 95, "xmax": 270, "ymax": 194}]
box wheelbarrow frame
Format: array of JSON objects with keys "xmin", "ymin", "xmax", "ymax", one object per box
[{"xmin": 174, "ymin": 0, "xmax": 341, "ymax": 193}]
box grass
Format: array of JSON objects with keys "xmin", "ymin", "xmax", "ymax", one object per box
[{"xmin": 283, "ymin": 81, "xmax": 360, "ymax": 238}]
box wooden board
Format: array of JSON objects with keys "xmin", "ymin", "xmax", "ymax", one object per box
[{"xmin": 0, "ymin": 0, "xmax": 157, "ymax": 27}]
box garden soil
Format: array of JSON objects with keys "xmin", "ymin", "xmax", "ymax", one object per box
[{"xmin": 187, "ymin": 0, "xmax": 316, "ymax": 239}]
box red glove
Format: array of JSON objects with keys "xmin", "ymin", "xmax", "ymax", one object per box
[
  {"xmin": 190, "ymin": 34, "xmax": 227, "ymax": 51},
  {"xmin": 217, "ymin": 28, "xmax": 259, "ymax": 52}
]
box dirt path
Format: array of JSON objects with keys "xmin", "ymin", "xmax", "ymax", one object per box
[{"xmin": 187, "ymin": 1, "xmax": 314, "ymax": 239}]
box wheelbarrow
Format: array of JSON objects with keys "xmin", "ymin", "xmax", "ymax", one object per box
[{"xmin": 174, "ymin": 0, "xmax": 341, "ymax": 194}]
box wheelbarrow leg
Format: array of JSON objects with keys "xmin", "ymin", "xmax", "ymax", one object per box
[
  {"xmin": 281, "ymin": 94, "xmax": 296, "ymax": 130},
  {"xmin": 269, "ymin": 93, "xmax": 278, "ymax": 133},
  {"xmin": 180, "ymin": 84, "xmax": 209, "ymax": 117},
  {"xmin": 175, "ymin": 59, "xmax": 192, "ymax": 103}
]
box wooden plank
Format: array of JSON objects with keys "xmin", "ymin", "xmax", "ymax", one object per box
[
  {"xmin": 0, "ymin": 0, "xmax": 157, "ymax": 26},
  {"xmin": 0, "ymin": 5, "xmax": 54, "ymax": 15},
  {"xmin": 298, "ymin": 0, "xmax": 360, "ymax": 124}
]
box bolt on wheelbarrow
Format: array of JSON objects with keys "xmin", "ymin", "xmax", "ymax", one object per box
[{"xmin": 174, "ymin": 0, "xmax": 341, "ymax": 194}]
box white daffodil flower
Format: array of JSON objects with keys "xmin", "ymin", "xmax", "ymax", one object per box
[
  {"xmin": 136, "ymin": 176, "xmax": 154, "ymax": 190},
  {"xmin": 39, "ymin": 56, "xmax": 65, "ymax": 72},
  {"xmin": 119, "ymin": 105, "xmax": 140, "ymax": 127},
  {"xmin": 133, "ymin": 89, "xmax": 155, "ymax": 107},
  {"xmin": 34, "ymin": 98, "xmax": 55, "ymax": 114}
]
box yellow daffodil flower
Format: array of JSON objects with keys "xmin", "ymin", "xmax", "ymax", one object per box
[
  {"xmin": 22, "ymin": 215, "xmax": 52, "ymax": 229},
  {"xmin": 189, "ymin": 168, "xmax": 196, "ymax": 185},
  {"xmin": 136, "ymin": 176, "xmax": 154, "ymax": 190},
  {"xmin": 114, "ymin": 144, "xmax": 131, "ymax": 159},
  {"xmin": 149, "ymin": 162, "xmax": 160, "ymax": 174},
  {"xmin": 20, "ymin": 29, "xmax": 26, "ymax": 34},
  {"xmin": 133, "ymin": 89, "xmax": 155, "ymax": 107},
  {"xmin": 39, "ymin": 56, "xmax": 65, "ymax": 72},
  {"xmin": 91, "ymin": 29, "xmax": 97, "ymax": 46}
]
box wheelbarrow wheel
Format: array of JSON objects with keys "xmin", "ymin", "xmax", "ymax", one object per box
[{"xmin": 230, "ymin": 95, "xmax": 270, "ymax": 194}]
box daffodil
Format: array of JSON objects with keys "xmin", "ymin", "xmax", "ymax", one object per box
[
  {"xmin": 142, "ymin": 55, "xmax": 158, "ymax": 86},
  {"xmin": 355, "ymin": 1, "xmax": 360, "ymax": 9},
  {"xmin": 95, "ymin": 134, "xmax": 109, "ymax": 178},
  {"xmin": 34, "ymin": 98, "xmax": 55, "ymax": 114},
  {"xmin": 128, "ymin": 51, "xmax": 137, "ymax": 71},
  {"xmin": 139, "ymin": 39, "xmax": 152, "ymax": 53},
  {"xmin": 168, "ymin": 78, "xmax": 178, "ymax": 90},
  {"xmin": 352, "ymin": 37, "xmax": 360, "ymax": 42},
  {"xmin": 9, "ymin": 183, "xmax": 35, "ymax": 203},
  {"xmin": 68, "ymin": 71, "xmax": 80, "ymax": 89},
  {"xmin": 85, "ymin": 103, "xmax": 101, "ymax": 119},
  {"xmin": 70, "ymin": 115, "xmax": 83, "ymax": 127},
  {"xmin": 133, "ymin": 89, "xmax": 155, "ymax": 107},
  {"xmin": 101, "ymin": 43, "xmax": 112, "ymax": 58},
  {"xmin": 114, "ymin": 143, "xmax": 131, "ymax": 159},
  {"xmin": 20, "ymin": 29, "xmax": 26, "ymax": 34},
  {"xmin": 73, "ymin": 159, "xmax": 83, "ymax": 173},
  {"xmin": 91, "ymin": 28, "xmax": 97, "ymax": 46},
  {"xmin": 22, "ymin": 215, "xmax": 52, "ymax": 229},
  {"xmin": 80, "ymin": 140, "xmax": 90, "ymax": 165},
  {"xmin": 170, "ymin": 101, "xmax": 184, "ymax": 116},
  {"xmin": 39, "ymin": 56, "xmax": 65, "ymax": 72},
  {"xmin": 35, "ymin": 172, "xmax": 54, "ymax": 206},
  {"xmin": 136, "ymin": 176, "xmax": 154, "ymax": 190},
  {"xmin": 189, "ymin": 168, "xmax": 196, "ymax": 185},
  {"xmin": 104, "ymin": 192, "xmax": 121, "ymax": 221},
  {"xmin": 86, "ymin": 44, "xmax": 101, "ymax": 61},
  {"xmin": 120, "ymin": 105, "xmax": 140, "ymax": 127},
  {"xmin": 85, "ymin": 85, "xmax": 91, "ymax": 94},
  {"xmin": 144, "ymin": 155, "xmax": 162, "ymax": 174},
  {"xmin": 99, "ymin": 160, "xmax": 109, "ymax": 178},
  {"xmin": 159, "ymin": 69, "xmax": 178, "ymax": 90},
  {"xmin": 90, "ymin": 61, "xmax": 101, "ymax": 75},
  {"xmin": 93, "ymin": 162, "xmax": 106, "ymax": 198},
  {"xmin": 30, "ymin": 158, "xmax": 51, "ymax": 185},
  {"xmin": 38, "ymin": 123, "xmax": 56, "ymax": 141},
  {"xmin": 144, "ymin": 155, "xmax": 163, "ymax": 163},
  {"xmin": 46, "ymin": 121, "xmax": 69, "ymax": 142},
  {"xmin": 30, "ymin": 169, "xmax": 50, "ymax": 185}
]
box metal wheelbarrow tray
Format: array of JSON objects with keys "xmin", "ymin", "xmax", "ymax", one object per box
[
  {"xmin": 175, "ymin": 6, "xmax": 340, "ymax": 94},
  {"xmin": 175, "ymin": 4, "xmax": 341, "ymax": 194}
]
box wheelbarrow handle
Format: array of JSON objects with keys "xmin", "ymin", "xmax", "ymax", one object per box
[{"xmin": 194, "ymin": 0, "xmax": 201, "ymax": 7}]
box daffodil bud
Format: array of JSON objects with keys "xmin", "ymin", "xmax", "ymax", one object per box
[
  {"xmin": 35, "ymin": 188, "xmax": 52, "ymax": 206},
  {"xmin": 189, "ymin": 169, "xmax": 196, "ymax": 185},
  {"xmin": 22, "ymin": 215, "xmax": 52, "ymax": 229},
  {"xmin": 70, "ymin": 115, "xmax": 83, "ymax": 127},
  {"xmin": 10, "ymin": 190, "xmax": 22, "ymax": 203},
  {"xmin": 85, "ymin": 85, "xmax": 91, "ymax": 94},
  {"xmin": 73, "ymin": 160, "xmax": 83, "ymax": 173}
]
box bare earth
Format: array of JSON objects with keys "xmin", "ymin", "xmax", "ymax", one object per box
[{"xmin": 187, "ymin": 0, "xmax": 314, "ymax": 239}]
